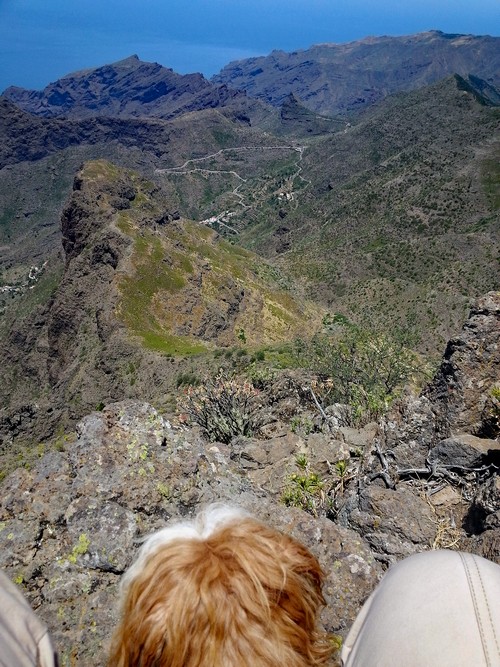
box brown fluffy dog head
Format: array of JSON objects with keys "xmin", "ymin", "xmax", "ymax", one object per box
[{"xmin": 108, "ymin": 505, "xmax": 334, "ymax": 667}]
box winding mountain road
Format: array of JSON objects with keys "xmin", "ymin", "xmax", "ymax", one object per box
[{"xmin": 155, "ymin": 144, "xmax": 310, "ymax": 231}]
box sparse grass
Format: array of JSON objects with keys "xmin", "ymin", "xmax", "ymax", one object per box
[
  {"xmin": 139, "ymin": 331, "xmax": 207, "ymax": 356},
  {"xmin": 116, "ymin": 213, "xmax": 133, "ymax": 235},
  {"xmin": 265, "ymin": 301, "xmax": 295, "ymax": 325},
  {"xmin": 116, "ymin": 195, "xmax": 322, "ymax": 354},
  {"xmin": 118, "ymin": 228, "xmax": 204, "ymax": 354}
]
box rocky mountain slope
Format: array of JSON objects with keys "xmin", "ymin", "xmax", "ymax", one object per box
[
  {"xmin": 0, "ymin": 160, "xmax": 322, "ymax": 450},
  {"xmin": 2, "ymin": 71, "xmax": 499, "ymax": 367},
  {"xmin": 231, "ymin": 74, "xmax": 500, "ymax": 353},
  {"xmin": 0, "ymin": 93, "xmax": 278, "ymax": 172},
  {"xmin": 0, "ymin": 94, "xmax": 289, "ymax": 314},
  {"xmin": 1, "ymin": 47, "xmax": 499, "ymax": 448},
  {"xmin": 0, "ymin": 292, "xmax": 498, "ymax": 665},
  {"xmin": 0, "ymin": 41, "xmax": 499, "ymax": 667},
  {"xmin": 213, "ymin": 30, "xmax": 500, "ymax": 115},
  {"xmin": 2, "ymin": 54, "xmax": 272, "ymax": 125}
]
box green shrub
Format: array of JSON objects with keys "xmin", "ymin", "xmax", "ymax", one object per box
[
  {"xmin": 294, "ymin": 323, "xmax": 422, "ymax": 424},
  {"xmin": 177, "ymin": 372, "xmax": 261, "ymax": 443},
  {"xmin": 245, "ymin": 365, "xmax": 276, "ymax": 390},
  {"xmin": 490, "ymin": 386, "xmax": 500, "ymax": 401},
  {"xmin": 175, "ymin": 372, "xmax": 201, "ymax": 389},
  {"xmin": 281, "ymin": 456, "xmax": 328, "ymax": 516},
  {"xmin": 290, "ymin": 415, "xmax": 314, "ymax": 435}
]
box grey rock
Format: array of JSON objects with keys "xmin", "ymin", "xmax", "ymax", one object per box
[
  {"xmin": 339, "ymin": 423, "xmax": 378, "ymax": 452},
  {"xmin": 306, "ymin": 432, "xmax": 350, "ymax": 475},
  {"xmin": 380, "ymin": 394, "xmax": 437, "ymax": 469},
  {"xmin": 425, "ymin": 292, "xmax": 500, "ymax": 438},
  {"xmin": 473, "ymin": 475, "xmax": 500, "ymax": 530},
  {"xmin": 65, "ymin": 499, "xmax": 137, "ymax": 573},
  {"xmin": 231, "ymin": 432, "xmax": 300, "ymax": 469},
  {"xmin": 324, "ymin": 403, "xmax": 353, "ymax": 427},
  {"xmin": 338, "ymin": 485, "xmax": 437, "ymax": 561},
  {"xmin": 0, "ymin": 519, "xmax": 41, "ymax": 569},
  {"xmin": 429, "ymin": 433, "xmax": 500, "ymax": 468}
]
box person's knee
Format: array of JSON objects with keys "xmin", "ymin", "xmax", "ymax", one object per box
[{"xmin": 341, "ymin": 550, "xmax": 500, "ymax": 667}]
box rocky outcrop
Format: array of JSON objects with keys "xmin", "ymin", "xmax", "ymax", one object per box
[
  {"xmin": 0, "ymin": 162, "xmax": 180, "ymax": 446},
  {"xmin": 278, "ymin": 93, "xmax": 342, "ymax": 137},
  {"xmin": 0, "ymin": 401, "xmax": 381, "ymax": 665},
  {"xmin": 425, "ymin": 292, "xmax": 500, "ymax": 438},
  {"xmin": 337, "ymin": 292, "xmax": 500, "ymax": 562},
  {"xmin": 0, "ymin": 96, "xmax": 261, "ymax": 170},
  {"xmin": 0, "ymin": 159, "xmax": 323, "ymax": 447}
]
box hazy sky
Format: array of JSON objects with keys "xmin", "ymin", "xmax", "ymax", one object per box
[{"xmin": 0, "ymin": 0, "xmax": 498, "ymax": 91}]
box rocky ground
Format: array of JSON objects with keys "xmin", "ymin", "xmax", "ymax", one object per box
[{"xmin": 0, "ymin": 292, "xmax": 498, "ymax": 665}]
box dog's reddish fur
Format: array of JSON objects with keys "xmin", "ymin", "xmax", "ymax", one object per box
[{"xmin": 108, "ymin": 510, "xmax": 334, "ymax": 666}]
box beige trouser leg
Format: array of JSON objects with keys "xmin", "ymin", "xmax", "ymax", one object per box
[
  {"xmin": 0, "ymin": 570, "xmax": 57, "ymax": 667},
  {"xmin": 341, "ymin": 550, "xmax": 500, "ymax": 667}
]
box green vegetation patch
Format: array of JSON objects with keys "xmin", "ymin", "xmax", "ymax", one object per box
[
  {"xmin": 212, "ymin": 128, "xmax": 237, "ymax": 147},
  {"xmin": 121, "ymin": 234, "xmax": 186, "ymax": 305},
  {"xmin": 118, "ymin": 228, "xmax": 203, "ymax": 355},
  {"xmin": 116, "ymin": 213, "xmax": 133, "ymax": 235},
  {"xmin": 139, "ymin": 330, "xmax": 206, "ymax": 356},
  {"xmin": 117, "ymin": 198, "xmax": 320, "ymax": 353},
  {"xmin": 81, "ymin": 160, "xmax": 121, "ymax": 182},
  {"xmin": 0, "ymin": 207, "xmax": 15, "ymax": 238},
  {"xmin": 482, "ymin": 153, "xmax": 500, "ymax": 210},
  {"xmin": 266, "ymin": 301, "xmax": 295, "ymax": 325},
  {"xmin": 219, "ymin": 239, "xmax": 252, "ymax": 259}
]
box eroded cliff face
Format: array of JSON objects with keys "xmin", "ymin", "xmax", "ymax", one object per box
[
  {"xmin": 0, "ymin": 160, "xmax": 175, "ymax": 446},
  {"xmin": 2, "ymin": 55, "xmax": 264, "ymax": 122},
  {"xmin": 213, "ymin": 32, "xmax": 500, "ymax": 115}
]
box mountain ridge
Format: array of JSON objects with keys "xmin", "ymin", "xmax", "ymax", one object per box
[
  {"xmin": 0, "ymin": 39, "xmax": 499, "ymax": 667},
  {"xmin": 2, "ymin": 71, "xmax": 499, "ymax": 358},
  {"xmin": 213, "ymin": 30, "xmax": 500, "ymax": 115},
  {"xmin": 2, "ymin": 54, "xmax": 272, "ymax": 125}
]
